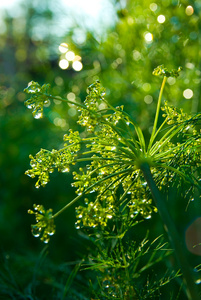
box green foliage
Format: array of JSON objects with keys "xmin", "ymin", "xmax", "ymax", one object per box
[
  {"xmin": 85, "ymin": 235, "xmax": 180, "ymax": 299},
  {"xmin": 23, "ymin": 67, "xmax": 201, "ymax": 298},
  {"xmin": 1, "ymin": 1, "xmax": 201, "ymax": 298},
  {"xmin": 24, "ymin": 73, "xmax": 200, "ymax": 237}
]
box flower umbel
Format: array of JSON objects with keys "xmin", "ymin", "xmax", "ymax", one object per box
[
  {"xmin": 24, "ymin": 70, "xmax": 201, "ymax": 235},
  {"xmin": 24, "ymin": 81, "xmax": 50, "ymax": 119},
  {"xmin": 28, "ymin": 204, "xmax": 55, "ymax": 243}
]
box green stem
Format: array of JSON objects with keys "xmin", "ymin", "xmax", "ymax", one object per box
[
  {"xmin": 52, "ymin": 166, "xmax": 133, "ymax": 219},
  {"xmin": 52, "ymin": 193, "xmax": 83, "ymax": 219},
  {"xmin": 46, "ymin": 94, "xmax": 86, "ymax": 110},
  {"xmin": 140, "ymin": 162, "xmax": 200, "ymax": 300},
  {"xmin": 148, "ymin": 76, "xmax": 167, "ymax": 152}
]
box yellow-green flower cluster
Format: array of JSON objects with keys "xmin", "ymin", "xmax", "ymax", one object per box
[
  {"xmin": 152, "ymin": 65, "xmax": 182, "ymax": 78},
  {"xmin": 28, "ymin": 204, "xmax": 55, "ymax": 243},
  {"xmin": 24, "ymin": 81, "xmax": 50, "ymax": 119}
]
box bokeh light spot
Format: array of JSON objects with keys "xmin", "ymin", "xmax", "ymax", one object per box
[
  {"xmin": 59, "ymin": 59, "xmax": 69, "ymax": 70},
  {"xmin": 68, "ymin": 107, "xmax": 77, "ymax": 117},
  {"xmin": 185, "ymin": 62, "xmax": 195, "ymax": 69},
  {"xmin": 54, "ymin": 117, "xmax": 67, "ymax": 128},
  {"xmin": 144, "ymin": 32, "xmax": 153, "ymax": 43},
  {"xmin": 143, "ymin": 83, "xmax": 151, "ymax": 92},
  {"xmin": 67, "ymin": 92, "xmax": 76, "ymax": 101},
  {"xmin": 185, "ymin": 5, "xmax": 194, "ymax": 16},
  {"xmin": 72, "ymin": 61, "xmax": 83, "ymax": 71},
  {"xmin": 189, "ymin": 31, "xmax": 197, "ymax": 40},
  {"xmin": 144, "ymin": 95, "xmax": 153, "ymax": 104},
  {"xmin": 157, "ymin": 15, "xmax": 166, "ymax": 24},
  {"xmin": 150, "ymin": 3, "xmax": 157, "ymax": 12},
  {"xmin": 55, "ymin": 76, "xmax": 64, "ymax": 86},
  {"xmin": 74, "ymin": 55, "xmax": 82, "ymax": 61},
  {"xmin": 167, "ymin": 77, "xmax": 176, "ymax": 85},
  {"xmin": 59, "ymin": 43, "xmax": 68, "ymax": 53},
  {"xmin": 133, "ymin": 50, "xmax": 142, "ymax": 61},
  {"xmin": 65, "ymin": 51, "xmax": 75, "ymax": 61},
  {"xmin": 183, "ymin": 89, "xmax": 193, "ymax": 99}
]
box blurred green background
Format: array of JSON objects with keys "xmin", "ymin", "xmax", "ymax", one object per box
[{"xmin": 0, "ymin": 0, "xmax": 201, "ymax": 298}]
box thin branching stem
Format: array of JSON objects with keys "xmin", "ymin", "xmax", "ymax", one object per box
[
  {"xmin": 52, "ymin": 166, "xmax": 134, "ymax": 218},
  {"xmin": 148, "ymin": 76, "xmax": 167, "ymax": 152}
]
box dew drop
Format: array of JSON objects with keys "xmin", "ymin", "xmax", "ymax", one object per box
[
  {"xmin": 33, "ymin": 233, "xmax": 40, "ymax": 237},
  {"xmin": 27, "ymin": 173, "xmax": 35, "ymax": 178},
  {"xmin": 107, "ymin": 215, "xmax": 113, "ymax": 219},
  {"xmin": 34, "ymin": 112, "xmax": 43, "ymax": 119},
  {"xmin": 27, "ymin": 104, "xmax": 34, "ymax": 109},
  {"xmin": 48, "ymin": 231, "xmax": 55, "ymax": 236},
  {"xmin": 62, "ymin": 167, "xmax": 69, "ymax": 173},
  {"xmin": 195, "ymin": 278, "xmax": 201, "ymax": 285}
]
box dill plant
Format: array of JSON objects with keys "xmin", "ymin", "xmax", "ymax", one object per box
[{"xmin": 24, "ymin": 65, "xmax": 201, "ymax": 299}]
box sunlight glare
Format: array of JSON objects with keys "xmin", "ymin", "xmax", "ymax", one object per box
[
  {"xmin": 59, "ymin": 43, "xmax": 68, "ymax": 53},
  {"xmin": 65, "ymin": 51, "xmax": 75, "ymax": 61},
  {"xmin": 72, "ymin": 61, "xmax": 83, "ymax": 71},
  {"xmin": 157, "ymin": 15, "xmax": 166, "ymax": 24},
  {"xmin": 59, "ymin": 59, "xmax": 69, "ymax": 70}
]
